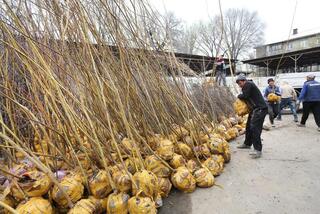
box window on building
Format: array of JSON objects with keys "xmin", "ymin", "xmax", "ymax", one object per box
[
  {"xmin": 287, "ymin": 42, "xmax": 293, "ymax": 50},
  {"xmin": 300, "ymin": 40, "xmax": 307, "ymax": 48}
]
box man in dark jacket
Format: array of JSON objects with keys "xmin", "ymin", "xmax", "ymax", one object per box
[
  {"xmin": 215, "ymin": 55, "xmax": 227, "ymax": 86},
  {"xmin": 297, "ymin": 74, "xmax": 320, "ymax": 131},
  {"xmin": 264, "ymin": 78, "xmax": 281, "ymax": 127},
  {"xmin": 236, "ymin": 74, "xmax": 268, "ymax": 158}
]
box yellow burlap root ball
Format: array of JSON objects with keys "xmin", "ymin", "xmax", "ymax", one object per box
[
  {"xmin": 169, "ymin": 153, "xmax": 186, "ymax": 169},
  {"xmin": 107, "ymin": 192, "xmax": 130, "ymax": 214},
  {"xmin": 176, "ymin": 143, "xmax": 193, "ymax": 159},
  {"xmin": 16, "ymin": 197, "xmax": 53, "ymax": 214},
  {"xmin": 0, "ymin": 195, "xmax": 16, "ymax": 214},
  {"xmin": 186, "ymin": 159, "xmax": 198, "ymax": 173},
  {"xmin": 11, "ymin": 170, "xmax": 52, "ymax": 200},
  {"xmin": 112, "ymin": 170, "xmax": 132, "ymax": 193},
  {"xmin": 158, "ymin": 177, "xmax": 172, "ymax": 198},
  {"xmin": 89, "ymin": 170, "xmax": 112, "ymax": 199},
  {"xmin": 233, "ymin": 99, "xmax": 249, "ymax": 116},
  {"xmin": 51, "ymin": 175, "xmax": 84, "ymax": 208},
  {"xmin": 203, "ymin": 158, "xmax": 223, "ymax": 176},
  {"xmin": 145, "ymin": 155, "xmax": 171, "ymax": 178},
  {"xmin": 128, "ymin": 194, "xmax": 157, "ymax": 214},
  {"xmin": 267, "ymin": 93, "xmax": 281, "ymax": 102},
  {"xmin": 68, "ymin": 198, "xmax": 103, "ymax": 214},
  {"xmin": 194, "ymin": 168, "xmax": 215, "ymax": 188},
  {"xmin": 132, "ymin": 170, "xmax": 159, "ymax": 200},
  {"xmin": 156, "ymin": 139, "xmax": 174, "ymax": 160},
  {"xmin": 171, "ymin": 167, "xmax": 196, "ymax": 193}
]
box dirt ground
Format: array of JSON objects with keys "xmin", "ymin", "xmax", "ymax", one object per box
[{"xmin": 159, "ymin": 114, "xmax": 320, "ymax": 214}]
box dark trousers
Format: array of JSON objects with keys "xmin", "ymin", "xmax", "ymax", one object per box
[
  {"xmin": 267, "ymin": 102, "xmax": 280, "ymax": 124},
  {"xmin": 244, "ymin": 108, "xmax": 268, "ymax": 151},
  {"xmin": 277, "ymin": 98, "xmax": 298, "ymax": 120},
  {"xmin": 301, "ymin": 101, "xmax": 320, "ymax": 127}
]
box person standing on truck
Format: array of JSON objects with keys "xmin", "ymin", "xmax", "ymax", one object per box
[
  {"xmin": 277, "ymin": 81, "xmax": 298, "ymax": 122},
  {"xmin": 297, "ymin": 74, "xmax": 320, "ymax": 131},
  {"xmin": 264, "ymin": 78, "xmax": 281, "ymax": 127},
  {"xmin": 215, "ymin": 55, "xmax": 227, "ymax": 86},
  {"xmin": 236, "ymin": 74, "xmax": 268, "ymax": 159}
]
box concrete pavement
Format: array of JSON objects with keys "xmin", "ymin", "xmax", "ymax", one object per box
[{"xmin": 159, "ymin": 114, "xmax": 320, "ymax": 214}]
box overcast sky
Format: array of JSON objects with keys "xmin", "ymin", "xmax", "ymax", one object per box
[{"xmin": 150, "ymin": 0, "xmax": 320, "ymax": 44}]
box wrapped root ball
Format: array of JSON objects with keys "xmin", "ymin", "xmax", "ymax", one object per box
[
  {"xmin": 233, "ymin": 99, "xmax": 249, "ymax": 116},
  {"xmin": 51, "ymin": 175, "xmax": 84, "ymax": 208},
  {"xmin": 211, "ymin": 154, "xmax": 225, "ymax": 169},
  {"xmin": 176, "ymin": 143, "xmax": 193, "ymax": 159},
  {"xmin": 156, "ymin": 140, "xmax": 174, "ymax": 161},
  {"xmin": 125, "ymin": 158, "xmax": 141, "ymax": 175},
  {"xmin": 186, "ymin": 159, "xmax": 198, "ymax": 173},
  {"xmin": 203, "ymin": 158, "xmax": 222, "ymax": 176},
  {"xmin": 267, "ymin": 93, "xmax": 280, "ymax": 102},
  {"xmin": 223, "ymin": 148, "xmax": 231, "ymax": 163},
  {"xmin": 145, "ymin": 155, "xmax": 171, "ymax": 178},
  {"xmin": 221, "ymin": 119, "xmax": 233, "ymax": 129},
  {"xmin": 194, "ymin": 168, "xmax": 215, "ymax": 188},
  {"xmin": 226, "ymin": 128, "xmax": 239, "ymax": 140},
  {"xmin": 11, "ymin": 170, "xmax": 52, "ymax": 200},
  {"xmin": 68, "ymin": 198, "xmax": 103, "ymax": 214},
  {"xmin": 128, "ymin": 195, "xmax": 157, "ymax": 214},
  {"xmin": 197, "ymin": 144, "xmax": 211, "ymax": 159},
  {"xmin": 173, "ymin": 126, "xmax": 189, "ymax": 140},
  {"xmin": 107, "ymin": 192, "xmax": 130, "ymax": 214},
  {"xmin": 89, "ymin": 170, "xmax": 112, "ymax": 199},
  {"xmin": 16, "ymin": 197, "xmax": 53, "ymax": 214},
  {"xmin": 169, "ymin": 153, "xmax": 186, "ymax": 169},
  {"xmin": 112, "ymin": 171, "xmax": 132, "ymax": 193},
  {"xmin": 0, "ymin": 195, "xmax": 16, "ymax": 214},
  {"xmin": 207, "ymin": 138, "xmax": 225, "ymax": 154},
  {"xmin": 171, "ymin": 167, "xmax": 196, "ymax": 193},
  {"xmin": 158, "ymin": 177, "xmax": 172, "ymax": 198},
  {"xmin": 132, "ymin": 170, "xmax": 158, "ymax": 200}
]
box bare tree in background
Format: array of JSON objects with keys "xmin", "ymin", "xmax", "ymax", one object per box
[
  {"xmin": 146, "ymin": 11, "xmax": 184, "ymax": 51},
  {"xmin": 196, "ymin": 8, "xmax": 264, "ymax": 61},
  {"xmin": 175, "ymin": 24, "xmax": 198, "ymax": 54},
  {"xmin": 196, "ymin": 18, "xmax": 222, "ymax": 57},
  {"xmin": 222, "ymin": 8, "xmax": 265, "ymax": 61}
]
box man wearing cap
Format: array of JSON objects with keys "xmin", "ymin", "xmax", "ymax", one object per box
[
  {"xmin": 264, "ymin": 78, "xmax": 281, "ymax": 127},
  {"xmin": 297, "ymin": 74, "xmax": 320, "ymax": 131},
  {"xmin": 236, "ymin": 74, "xmax": 268, "ymax": 158},
  {"xmin": 277, "ymin": 81, "xmax": 299, "ymax": 122},
  {"xmin": 215, "ymin": 55, "xmax": 227, "ymax": 86}
]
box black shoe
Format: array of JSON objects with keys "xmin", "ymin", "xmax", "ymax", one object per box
[{"xmin": 237, "ymin": 144, "xmax": 251, "ymax": 149}]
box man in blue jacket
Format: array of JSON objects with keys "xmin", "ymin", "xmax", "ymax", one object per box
[
  {"xmin": 297, "ymin": 74, "xmax": 320, "ymax": 131},
  {"xmin": 264, "ymin": 78, "xmax": 281, "ymax": 127}
]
